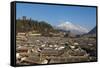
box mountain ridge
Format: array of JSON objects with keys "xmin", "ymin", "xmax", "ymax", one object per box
[{"xmin": 55, "ymin": 21, "xmax": 89, "ymax": 35}]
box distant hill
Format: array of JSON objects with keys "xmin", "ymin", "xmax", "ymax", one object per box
[
  {"xmin": 16, "ymin": 18, "xmax": 54, "ymax": 33},
  {"xmin": 88, "ymin": 26, "xmax": 96, "ymax": 34},
  {"xmin": 82, "ymin": 26, "xmax": 96, "ymax": 37}
]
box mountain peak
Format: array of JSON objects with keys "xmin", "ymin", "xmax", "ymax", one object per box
[
  {"xmin": 56, "ymin": 21, "xmax": 89, "ymax": 35},
  {"xmin": 65, "ymin": 21, "xmax": 72, "ymax": 24}
]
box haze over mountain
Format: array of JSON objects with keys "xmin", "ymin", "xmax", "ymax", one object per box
[{"xmin": 55, "ymin": 21, "xmax": 89, "ymax": 35}]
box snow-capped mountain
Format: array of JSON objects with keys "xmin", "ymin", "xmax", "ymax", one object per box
[{"xmin": 56, "ymin": 21, "xmax": 89, "ymax": 35}]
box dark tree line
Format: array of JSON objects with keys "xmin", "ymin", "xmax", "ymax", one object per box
[{"xmin": 16, "ymin": 17, "xmax": 54, "ymax": 33}]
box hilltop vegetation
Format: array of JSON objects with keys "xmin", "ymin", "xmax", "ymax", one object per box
[{"xmin": 16, "ymin": 16, "xmax": 54, "ymax": 33}]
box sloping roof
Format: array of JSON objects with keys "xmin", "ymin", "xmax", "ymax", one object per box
[
  {"xmin": 21, "ymin": 56, "xmax": 41, "ymax": 64},
  {"xmin": 40, "ymin": 49, "xmax": 64, "ymax": 56},
  {"xmin": 16, "ymin": 47, "xmax": 28, "ymax": 53}
]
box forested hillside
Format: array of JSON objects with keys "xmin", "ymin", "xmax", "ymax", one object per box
[{"xmin": 16, "ymin": 17, "xmax": 54, "ymax": 33}]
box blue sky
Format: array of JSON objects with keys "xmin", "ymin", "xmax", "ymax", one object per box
[{"xmin": 16, "ymin": 3, "xmax": 96, "ymax": 31}]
